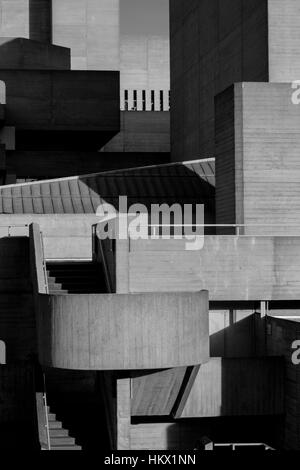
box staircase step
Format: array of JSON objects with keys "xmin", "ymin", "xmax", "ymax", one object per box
[
  {"xmin": 48, "ymin": 280, "xmax": 103, "ymax": 287},
  {"xmin": 50, "ymin": 445, "xmax": 82, "ymax": 450},
  {"xmin": 49, "ymin": 421, "xmax": 63, "ymax": 429},
  {"xmin": 50, "ymin": 436, "xmax": 76, "ymax": 446},
  {"xmin": 46, "ymin": 261, "xmax": 106, "ymax": 296},
  {"xmin": 49, "ymin": 428, "xmax": 69, "ymax": 437},
  {"xmin": 48, "ymin": 413, "xmax": 56, "ymax": 421},
  {"xmin": 47, "ymin": 268, "xmax": 101, "ymax": 273}
]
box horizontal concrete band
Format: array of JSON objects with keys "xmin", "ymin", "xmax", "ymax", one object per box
[{"xmin": 125, "ymin": 236, "xmax": 300, "ymax": 301}]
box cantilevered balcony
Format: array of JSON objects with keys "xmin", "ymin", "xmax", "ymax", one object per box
[
  {"xmin": 29, "ymin": 224, "xmax": 209, "ymax": 371},
  {"xmin": 36, "ymin": 291, "xmax": 209, "ymax": 371}
]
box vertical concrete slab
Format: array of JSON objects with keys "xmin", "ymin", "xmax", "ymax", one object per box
[
  {"xmin": 216, "ymin": 82, "xmax": 300, "ymax": 236},
  {"xmin": 268, "ymin": 0, "xmax": 300, "ymax": 82},
  {"xmin": 52, "ymin": 0, "xmax": 120, "ymax": 71},
  {"xmin": 116, "ymin": 378, "xmax": 131, "ymax": 450}
]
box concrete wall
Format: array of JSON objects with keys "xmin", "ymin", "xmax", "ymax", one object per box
[
  {"xmin": 37, "ymin": 291, "xmax": 209, "ymax": 370},
  {"xmin": 102, "ymin": 111, "xmax": 170, "ymax": 154},
  {"xmin": 0, "ymin": 38, "xmax": 70, "ymax": 70},
  {"xmin": 0, "ymin": 0, "xmax": 30, "ymax": 38},
  {"xmin": 0, "ymin": 0, "xmax": 120, "ymax": 70},
  {"xmin": 209, "ymin": 310, "xmax": 264, "ymax": 358},
  {"xmin": 267, "ymin": 317, "xmax": 300, "ymax": 449},
  {"xmin": 116, "ymin": 235, "xmax": 300, "ymax": 301},
  {"xmin": 170, "ymin": 0, "xmax": 269, "ymax": 161},
  {"xmin": 0, "ymin": 236, "xmax": 36, "ymax": 363},
  {"xmin": 180, "ymin": 357, "xmax": 284, "ymax": 418},
  {"xmin": 268, "ymin": 0, "xmax": 300, "ymax": 82},
  {"xmin": 120, "ymin": 34, "xmax": 170, "ymax": 109},
  {"xmin": 0, "ymin": 69, "xmax": 119, "ymax": 150},
  {"xmin": 52, "ymin": 0, "xmax": 119, "ymax": 71},
  {"xmin": 128, "ymin": 417, "xmax": 281, "ymax": 450},
  {"xmin": 0, "ymin": 0, "xmax": 51, "ymax": 43},
  {"xmin": 0, "ymin": 214, "xmax": 98, "ymax": 259},
  {"xmin": 0, "ymin": 365, "xmax": 37, "ymax": 450},
  {"xmin": 216, "ymin": 82, "xmax": 300, "ymax": 235},
  {"xmin": 0, "ymin": 69, "xmax": 119, "ymax": 131},
  {"xmin": 170, "ymin": 0, "xmax": 300, "ymax": 162}
]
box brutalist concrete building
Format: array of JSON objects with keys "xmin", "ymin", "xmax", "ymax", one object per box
[{"xmin": 0, "ymin": 0, "xmax": 299, "ymax": 451}]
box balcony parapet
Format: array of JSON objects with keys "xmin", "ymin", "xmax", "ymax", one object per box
[{"xmin": 36, "ymin": 291, "xmax": 209, "ymax": 371}]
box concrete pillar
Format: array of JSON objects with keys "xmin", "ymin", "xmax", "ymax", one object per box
[
  {"xmin": 0, "ymin": 340, "xmax": 6, "ymax": 364},
  {"xmin": 120, "ymin": 89, "xmax": 125, "ymax": 111},
  {"xmin": 136, "ymin": 90, "xmax": 143, "ymax": 111},
  {"xmin": 0, "ymin": 81, "xmax": 6, "ymax": 105},
  {"xmin": 0, "ymin": 144, "xmax": 6, "ymax": 170},
  {"xmin": 163, "ymin": 89, "xmax": 169, "ymax": 111},
  {"xmin": 145, "ymin": 90, "xmax": 152, "ymax": 111},
  {"xmin": 154, "ymin": 90, "xmax": 160, "ymax": 111},
  {"xmin": 128, "ymin": 90, "xmax": 134, "ymax": 111},
  {"xmin": 29, "ymin": 0, "xmax": 52, "ymax": 43},
  {"xmin": 116, "ymin": 378, "xmax": 131, "ymax": 450}
]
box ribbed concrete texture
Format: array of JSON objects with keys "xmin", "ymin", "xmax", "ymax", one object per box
[
  {"xmin": 170, "ymin": 0, "xmax": 300, "ymax": 161},
  {"xmin": 215, "ymin": 82, "xmax": 300, "ymax": 235},
  {"xmin": 52, "ymin": 0, "xmax": 119, "ymax": 71}
]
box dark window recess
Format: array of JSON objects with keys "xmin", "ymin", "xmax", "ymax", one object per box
[
  {"xmin": 124, "ymin": 90, "xmax": 128, "ymax": 111},
  {"xmin": 142, "ymin": 90, "xmax": 146, "ymax": 111},
  {"xmin": 151, "ymin": 90, "xmax": 155, "ymax": 111},
  {"xmin": 133, "ymin": 90, "xmax": 137, "ymax": 110},
  {"xmin": 160, "ymin": 90, "xmax": 164, "ymax": 111}
]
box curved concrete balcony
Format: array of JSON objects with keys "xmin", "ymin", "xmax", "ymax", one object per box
[{"xmin": 36, "ymin": 291, "xmax": 209, "ymax": 371}]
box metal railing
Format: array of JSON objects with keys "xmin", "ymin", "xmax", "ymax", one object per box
[
  {"xmin": 147, "ymin": 223, "xmax": 300, "ymax": 237},
  {"xmin": 213, "ymin": 443, "xmax": 274, "ymax": 451},
  {"xmin": 42, "ymin": 374, "xmax": 51, "ymax": 451}
]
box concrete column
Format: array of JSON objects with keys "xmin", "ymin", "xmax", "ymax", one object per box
[
  {"xmin": 29, "ymin": 0, "xmax": 52, "ymax": 43},
  {"xmin": 120, "ymin": 89, "xmax": 125, "ymax": 111},
  {"xmin": 0, "ymin": 144, "xmax": 6, "ymax": 170},
  {"xmin": 136, "ymin": 90, "xmax": 143, "ymax": 111},
  {"xmin": 154, "ymin": 90, "xmax": 160, "ymax": 111},
  {"xmin": 116, "ymin": 378, "xmax": 131, "ymax": 450},
  {"xmin": 145, "ymin": 90, "xmax": 152, "ymax": 111},
  {"xmin": 163, "ymin": 89, "xmax": 169, "ymax": 111},
  {"xmin": 128, "ymin": 90, "xmax": 134, "ymax": 111},
  {"xmin": 0, "ymin": 340, "xmax": 6, "ymax": 364}
]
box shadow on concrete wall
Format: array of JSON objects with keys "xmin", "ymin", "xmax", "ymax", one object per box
[
  {"xmin": 79, "ymin": 162, "xmax": 216, "ymax": 228},
  {"xmin": 45, "ymin": 369, "xmax": 111, "ymax": 451},
  {"xmin": 165, "ymin": 415, "xmax": 284, "ymax": 450},
  {"xmin": 210, "ymin": 313, "xmax": 263, "ymax": 358}
]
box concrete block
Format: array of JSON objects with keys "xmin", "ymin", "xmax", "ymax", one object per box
[{"xmin": 0, "ymin": 37, "xmax": 71, "ymax": 70}]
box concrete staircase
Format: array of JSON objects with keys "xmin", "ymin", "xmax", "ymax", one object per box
[
  {"xmin": 46, "ymin": 261, "xmax": 107, "ymax": 294},
  {"xmin": 48, "ymin": 409, "xmax": 82, "ymax": 450}
]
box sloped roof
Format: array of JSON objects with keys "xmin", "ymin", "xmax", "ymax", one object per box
[{"xmin": 0, "ymin": 159, "xmax": 215, "ymax": 214}]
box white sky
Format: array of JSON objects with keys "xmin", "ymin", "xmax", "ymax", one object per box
[{"xmin": 120, "ymin": 0, "xmax": 169, "ymax": 36}]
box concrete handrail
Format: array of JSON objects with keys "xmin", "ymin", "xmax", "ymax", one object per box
[{"xmin": 29, "ymin": 223, "xmax": 49, "ymax": 294}]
